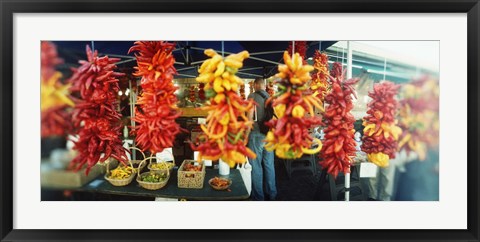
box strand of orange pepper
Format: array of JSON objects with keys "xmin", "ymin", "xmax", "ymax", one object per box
[
  {"xmin": 310, "ymin": 50, "xmax": 330, "ymax": 102},
  {"xmin": 129, "ymin": 41, "xmax": 185, "ymax": 154},
  {"xmin": 264, "ymin": 51, "xmax": 324, "ymax": 159},
  {"xmin": 319, "ymin": 64, "xmax": 358, "ymax": 178},
  {"xmin": 192, "ymin": 49, "xmax": 256, "ymax": 167},
  {"xmin": 397, "ymin": 76, "xmax": 439, "ymax": 160},
  {"xmin": 361, "ymin": 81, "xmax": 402, "ymax": 167}
]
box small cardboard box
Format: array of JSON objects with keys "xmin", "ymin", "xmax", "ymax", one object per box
[{"xmin": 41, "ymin": 162, "xmax": 108, "ymax": 189}]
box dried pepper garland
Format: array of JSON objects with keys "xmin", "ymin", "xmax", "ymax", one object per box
[
  {"xmin": 266, "ymin": 79, "xmax": 275, "ymax": 97},
  {"xmin": 264, "ymin": 51, "xmax": 323, "ymax": 159},
  {"xmin": 398, "ymin": 76, "xmax": 439, "ymax": 160},
  {"xmin": 361, "ymin": 81, "xmax": 402, "ymax": 167},
  {"xmin": 69, "ymin": 45, "xmax": 128, "ymax": 174},
  {"xmin": 192, "ymin": 49, "xmax": 256, "ymax": 167},
  {"xmin": 320, "ymin": 64, "xmax": 358, "ymax": 178},
  {"xmin": 198, "ymin": 83, "xmax": 206, "ymax": 101},
  {"xmin": 330, "ymin": 62, "xmax": 343, "ymax": 79},
  {"xmin": 310, "ymin": 50, "xmax": 330, "ymax": 102},
  {"xmin": 129, "ymin": 41, "xmax": 185, "ymax": 153},
  {"xmin": 239, "ymin": 84, "xmax": 246, "ymax": 100},
  {"xmin": 286, "ymin": 41, "xmax": 307, "ymax": 64},
  {"xmin": 41, "ymin": 41, "xmax": 74, "ymax": 137}
]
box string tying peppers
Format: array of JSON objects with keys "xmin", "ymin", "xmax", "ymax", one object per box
[
  {"xmin": 361, "ymin": 81, "xmax": 402, "ymax": 167},
  {"xmin": 264, "ymin": 51, "xmax": 324, "ymax": 159},
  {"xmin": 69, "ymin": 45, "xmax": 128, "ymax": 174},
  {"xmin": 319, "ymin": 64, "xmax": 358, "ymax": 178},
  {"xmin": 128, "ymin": 41, "xmax": 186, "ymax": 154},
  {"xmin": 192, "ymin": 49, "xmax": 256, "ymax": 167}
]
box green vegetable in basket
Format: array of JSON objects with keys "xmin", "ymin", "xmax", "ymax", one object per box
[{"xmin": 142, "ymin": 172, "xmax": 167, "ymax": 183}]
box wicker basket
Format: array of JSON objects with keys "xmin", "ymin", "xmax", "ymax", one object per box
[
  {"xmin": 104, "ymin": 160, "xmax": 136, "ymax": 187},
  {"xmin": 178, "ymin": 160, "xmax": 205, "ymax": 189},
  {"xmin": 136, "ymin": 156, "xmax": 170, "ymax": 190},
  {"xmin": 147, "ymin": 158, "xmax": 174, "ymax": 173},
  {"xmin": 128, "ymin": 147, "xmax": 147, "ymax": 171}
]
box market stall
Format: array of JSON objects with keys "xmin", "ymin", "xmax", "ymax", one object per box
[{"xmin": 40, "ymin": 40, "xmax": 440, "ymax": 201}]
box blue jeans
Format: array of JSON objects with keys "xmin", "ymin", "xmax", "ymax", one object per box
[{"xmin": 247, "ymin": 131, "xmax": 277, "ymax": 201}]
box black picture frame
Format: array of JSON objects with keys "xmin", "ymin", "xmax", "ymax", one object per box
[{"xmin": 1, "ymin": 0, "xmax": 479, "ymax": 241}]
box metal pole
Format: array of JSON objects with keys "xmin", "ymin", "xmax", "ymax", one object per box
[
  {"xmin": 129, "ymin": 79, "xmax": 136, "ymax": 161},
  {"xmin": 383, "ymin": 57, "xmax": 387, "ymax": 80},
  {"xmin": 91, "ymin": 41, "xmax": 95, "ymax": 51},
  {"xmin": 347, "ymin": 41, "xmax": 353, "ymax": 79},
  {"xmin": 221, "ymin": 41, "xmax": 224, "ymax": 57},
  {"xmin": 345, "ymin": 172, "xmax": 350, "ymax": 201},
  {"xmin": 292, "ymin": 41, "xmax": 295, "ymax": 56},
  {"xmin": 189, "ymin": 47, "xmax": 282, "ymax": 65},
  {"xmin": 248, "ymin": 50, "xmax": 285, "ymax": 56},
  {"xmin": 345, "ymin": 41, "xmax": 353, "ymax": 202}
]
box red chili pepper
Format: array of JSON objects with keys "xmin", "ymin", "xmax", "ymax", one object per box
[
  {"xmin": 319, "ymin": 63, "xmax": 358, "ymax": 178},
  {"xmin": 68, "ymin": 45, "xmax": 128, "ymax": 174}
]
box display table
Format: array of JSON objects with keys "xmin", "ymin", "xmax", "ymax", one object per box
[{"xmin": 76, "ymin": 168, "xmax": 249, "ymax": 201}]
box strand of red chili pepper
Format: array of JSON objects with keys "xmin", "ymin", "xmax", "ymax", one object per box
[
  {"xmin": 397, "ymin": 76, "xmax": 439, "ymax": 160},
  {"xmin": 319, "ymin": 63, "xmax": 358, "ymax": 178},
  {"xmin": 41, "ymin": 41, "xmax": 72, "ymax": 138},
  {"xmin": 361, "ymin": 81, "xmax": 402, "ymax": 167},
  {"xmin": 129, "ymin": 41, "xmax": 185, "ymax": 154},
  {"xmin": 286, "ymin": 41, "xmax": 308, "ymax": 64},
  {"xmin": 68, "ymin": 45, "xmax": 128, "ymax": 174}
]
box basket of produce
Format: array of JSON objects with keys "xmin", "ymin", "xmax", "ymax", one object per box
[
  {"xmin": 208, "ymin": 176, "xmax": 232, "ymax": 191},
  {"xmin": 128, "ymin": 147, "xmax": 147, "ymax": 171},
  {"xmin": 137, "ymin": 157, "xmax": 170, "ymax": 190},
  {"xmin": 178, "ymin": 159, "xmax": 205, "ymax": 189},
  {"xmin": 104, "ymin": 160, "xmax": 136, "ymax": 187},
  {"xmin": 147, "ymin": 158, "xmax": 175, "ymax": 173}
]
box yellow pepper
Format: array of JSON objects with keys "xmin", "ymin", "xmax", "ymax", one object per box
[
  {"xmin": 274, "ymin": 104, "xmax": 286, "ymax": 118},
  {"xmin": 367, "ymin": 152, "xmax": 390, "ymax": 167},
  {"xmin": 292, "ymin": 105, "xmax": 305, "ymax": 118}
]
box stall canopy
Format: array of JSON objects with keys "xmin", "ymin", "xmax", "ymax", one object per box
[{"xmin": 53, "ymin": 41, "xmax": 336, "ymax": 79}]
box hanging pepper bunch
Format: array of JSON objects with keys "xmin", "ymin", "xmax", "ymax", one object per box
[
  {"xmin": 40, "ymin": 41, "xmax": 74, "ymax": 138},
  {"xmin": 361, "ymin": 81, "xmax": 402, "ymax": 167},
  {"xmin": 41, "ymin": 41, "xmax": 64, "ymax": 80},
  {"xmin": 128, "ymin": 41, "xmax": 184, "ymax": 153},
  {"xmin": 397, "ymin": 76, "xmax": 439, "ymax": 160},
  {"xmin": 286, "ymin": 41, "xmax": 307, "ymax": 64},
  {"xmin": 330, "ymin": 62, "xmax": 343, "ymax": 79},
  {"xmin": 69, "ymin": 45, "xmax": 128, "ymax": 174},
  {"xmin": 266, "ymin": 79, "xmax": 275, "ymax": 96},
  {"xmin": 41, "ymin": 41, "xmax": 75, "ymax": 138},
  {"xmin": 264, "ymin": 51, "xmax": 323, "ymax": 159},
  {"xmin": 319, "ymin": 66, "xmax": 359, "ymax": 178},
  {"xmin": 248, "ymin": 81, "xmax": 254, "ymax": 95},
  {"xmin": 239, "ymin": 84, "xmax": 246, "ymax": 99},
  {"xmin": 192, "ymin": 49, "xmax": 256, "ymax": 167},
  {"xmin": 198, "ymin": 83, "xmax": 206, "ymax": 101},
  {"xmin": 188, "ymin": 85, "xmax": 196, "ymax": 103},
  {"xmin": 310, "ymin": 50, "xmax": 330, "ymax": 101}
]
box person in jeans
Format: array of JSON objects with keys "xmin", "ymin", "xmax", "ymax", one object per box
[{"xmin": 247, "ymin": 78, "xmax": 277, "ymax": 201}]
